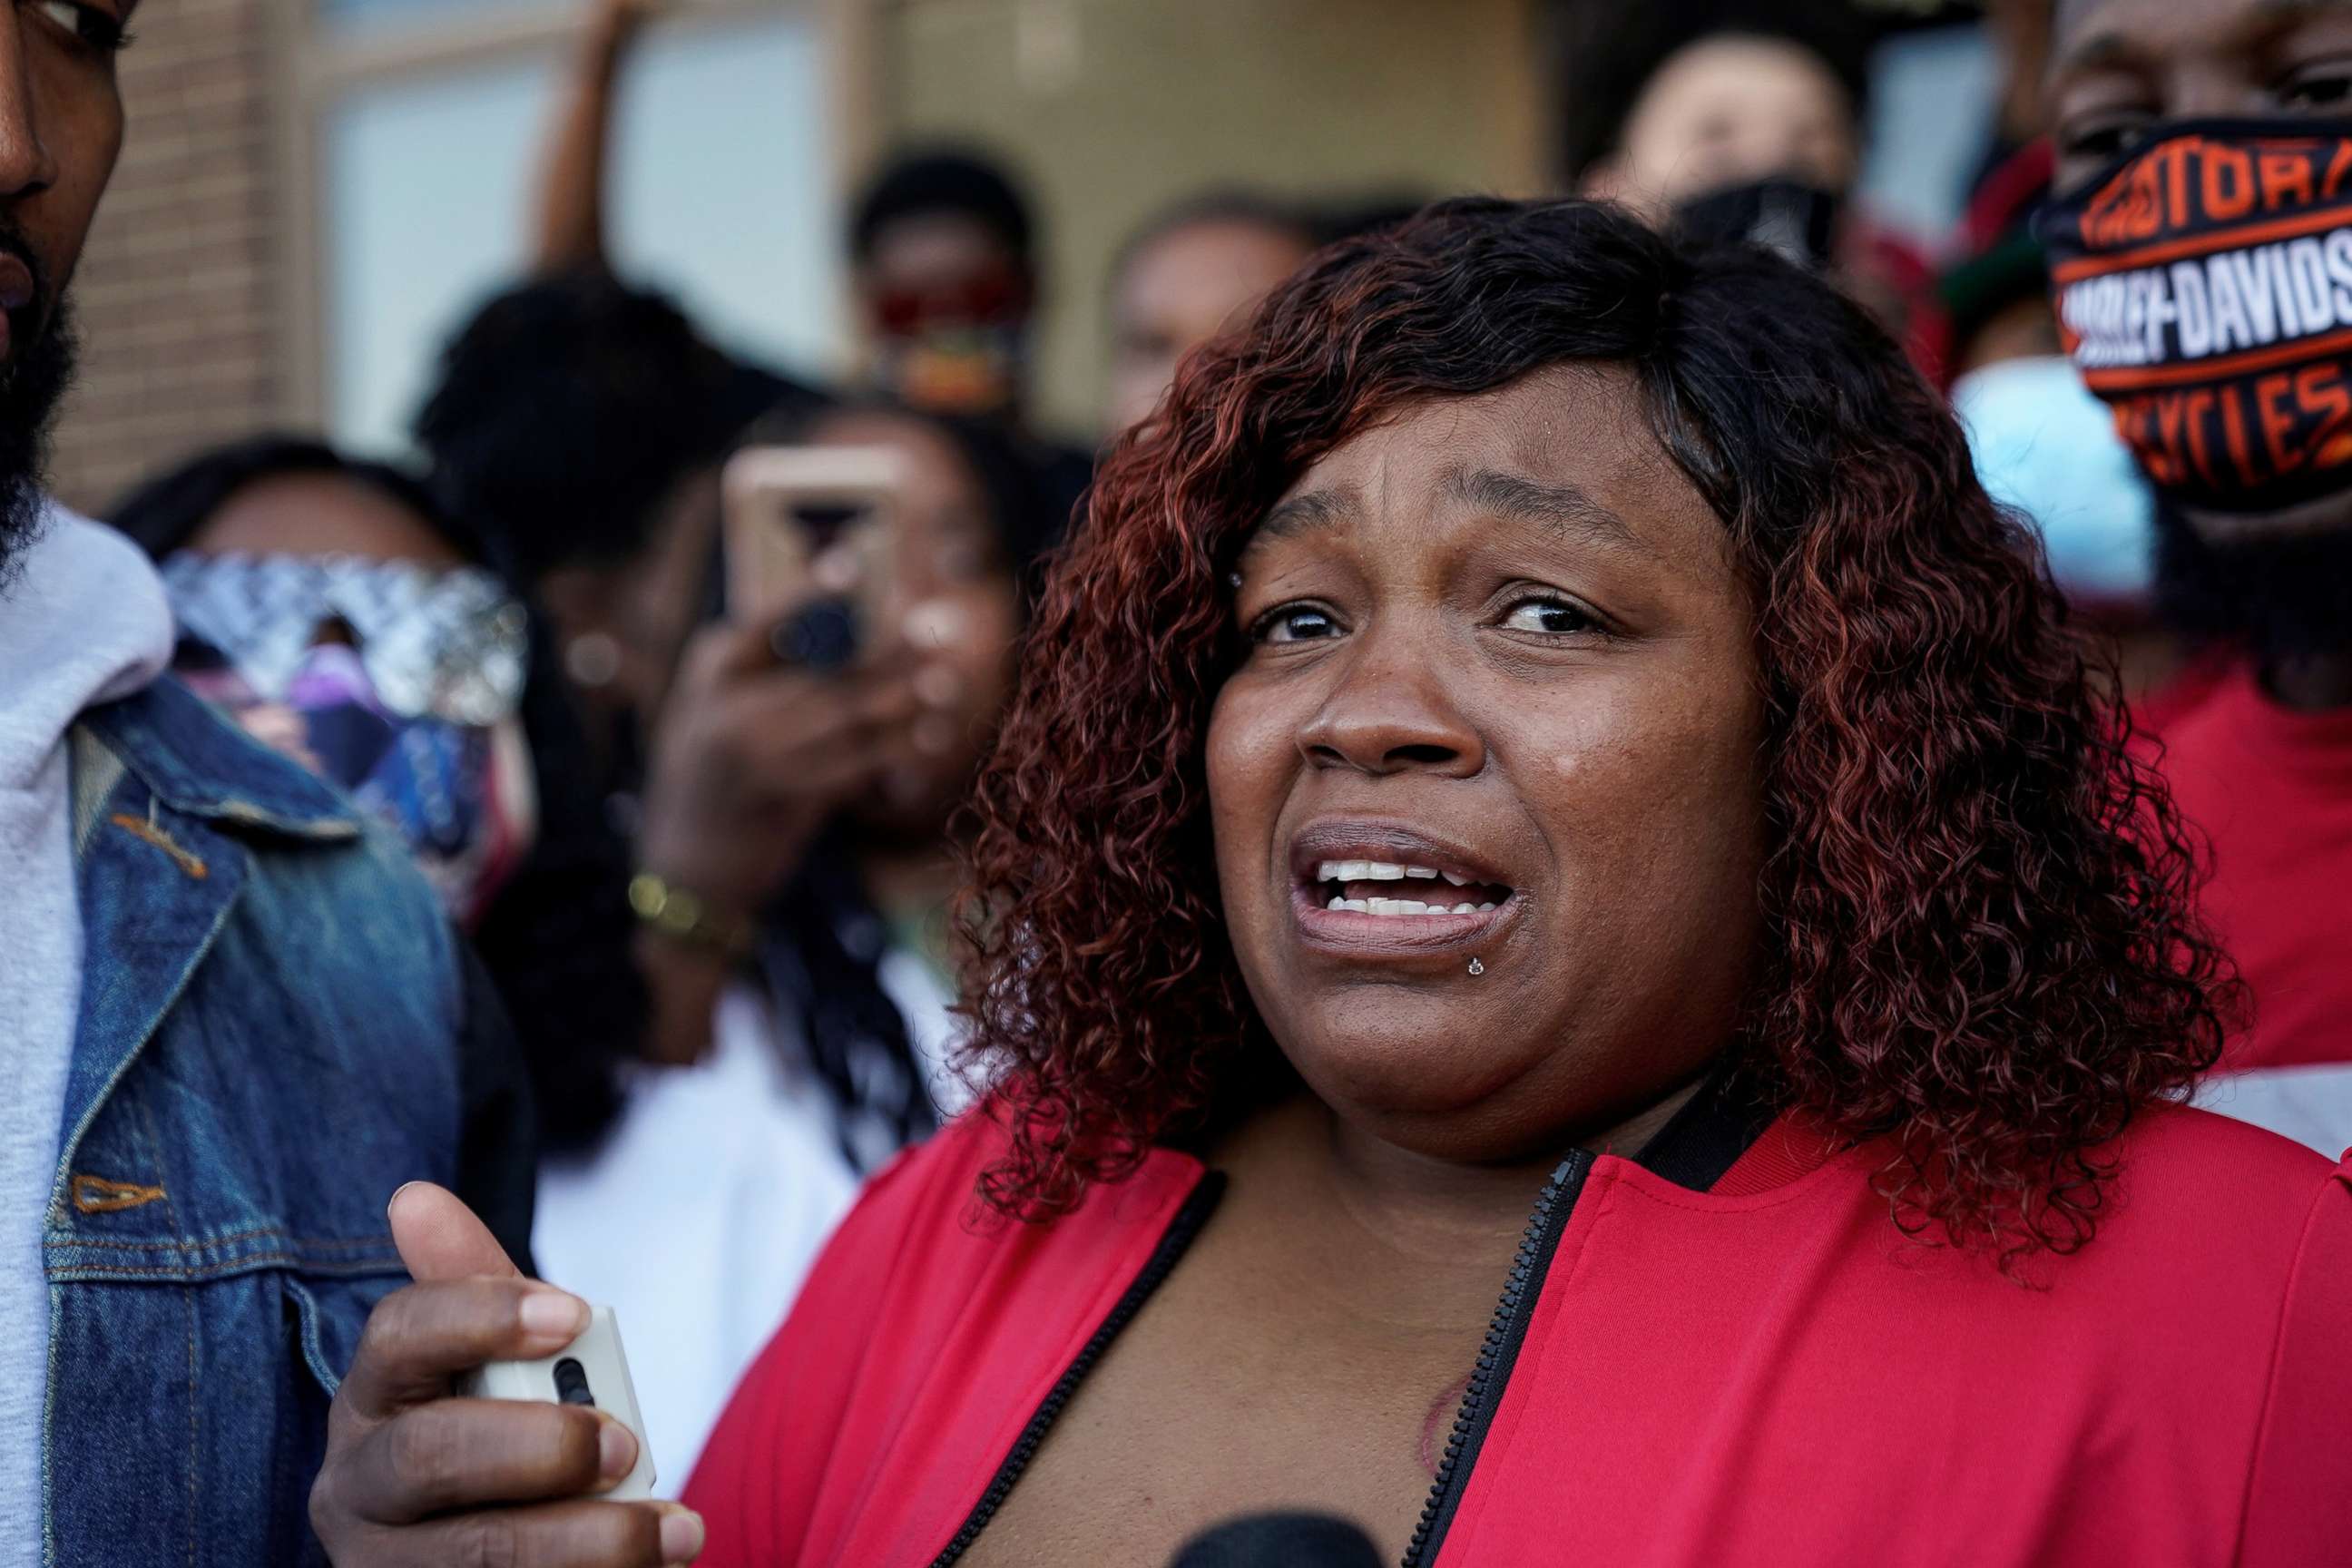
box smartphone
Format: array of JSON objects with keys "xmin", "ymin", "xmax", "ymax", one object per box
[
  {"xmin": 457, "ymin": 1305, "xmax": 658, "ymax": 1501},
  {"xmin": 720, "ymin": 445, "xmax": 906, "ymax": 668}
]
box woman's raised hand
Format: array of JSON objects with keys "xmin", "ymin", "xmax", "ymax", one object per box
[{"xmin": 633, "ymin": 616, "xmax": 924, "ymax": 936}]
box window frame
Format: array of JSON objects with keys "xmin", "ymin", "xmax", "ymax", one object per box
[{"xmin": 272, "ymin": 0, "xmax": 883, "ymax": 429}]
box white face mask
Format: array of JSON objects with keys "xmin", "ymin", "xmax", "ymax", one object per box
[{"xmin": 1951, "ymin": 355, "xmax": 2157, "ymax": 608}]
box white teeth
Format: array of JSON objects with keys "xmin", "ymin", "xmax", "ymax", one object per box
[
  {"xmin": 1317, "ymin": 878, "xmax": 1506, "ymax": 919},
  {"xmin": 1317, "ymin": 858, "xmax": 1414, "ymax": 881},
  {"xmin": 1313, "ymin": 855, "xmax": 1508, "ymax": 915},
  {"xmin": 1328, "ymin": 897, "xmax": 1493, "ymax": 918},
  {"xmin": 1316, "ymin": 858, "xmax": 1481, "ymax": 886}
]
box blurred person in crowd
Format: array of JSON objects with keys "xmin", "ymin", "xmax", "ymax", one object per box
[
  {"xmin": 1952, "ymin": 357, "xmax": 2178, "ymax": 691},
  {"xmin": 1939, "ymin": 139, "xmax": 2182, "ymax": 699},
  {"xmin": 316, "ymin": 200, "xmax": 2350, "ymax": 1568},
  {"xmin": 433, "ymin": 116, "xmax": 1061, "ymax": 1475},
  {"xmin": 1579, "ymin": 22, "xmax": 1860, "ymax": 218},
  {"xmin": 848, "ymin": 148, "xmax": 1094, "ymax": 524},
  {"xmin": 1944, "ymin": 142, "xmax": 2061, "ymax": 382},
  {"xmin": 848, "ymin": 149, "xmax": 1041, "ymax": 426},
  {"xmin": 418, "ymin": 255, "xmax": 1055, "ymax": 1478},
  {"xmin": 1104, "ymin": 191, "xmax": 1317, "ymax": 434},
  {"xmin": 1572, "ymin": 2, "xmax": 1942, "ymax": 372},
  {"xmin": 2044, "ymin": 0, "xmax": 2352, "ymax": 1153},
  {"xmin": 528, "ymin": 397, "xmax": 1055, "ymax": 1489},
  {"xmin": 528, "ymin": 0, "xmax": 825, "ymax": 426},
  {"xmin": 110, "ymin": 436, "xmax": 649, "ymax": 1158},
  {"xmin": 0, "ymin": 7, "xmax": 558, "ymax": 1564},
  {"xmin": 534, "ymin": 0, "xmax": 1087, "ymax": 530},
  {"xmin": 415, "ymin": 273, "xmax": 811, "ymax": 815}
]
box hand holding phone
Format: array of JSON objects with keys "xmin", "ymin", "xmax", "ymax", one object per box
[
  {"xmin": 461, "ymin": 1305, "xmax": 657, "ymax": 1500},
  {"xmin": 720, "ymin": 444, "xmax": 907, "ymax": 671},
  {"xmin": 632, "ymin": 618, "xmax": 926, "ymax": 952},
  {"xmin": 308, "ymin": 1184, "xmax": 702, "ymax": 1566}
]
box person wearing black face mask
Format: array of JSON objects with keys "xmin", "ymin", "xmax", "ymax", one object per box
[
  {"xmin": 2046, "ymin": 0, "xmax": 2352, "ymax": 1155},
  {"xmin": 1568, "ymin": 5, "xmax": 1940, "ymax": 372}
]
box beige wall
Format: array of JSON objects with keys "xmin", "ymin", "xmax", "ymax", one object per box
[{"xmin": 880, "ymin": 0, "xmax": 1547, "ymax": 442}]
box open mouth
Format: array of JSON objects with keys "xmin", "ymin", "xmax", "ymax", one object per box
[
  {"xmin": 1286, "ymin": 823, "xmax": 1524, "ymax": 956},
  {"xmin": 1309, "ymin": 859, "xmax": 1513, "ymax": 916}
]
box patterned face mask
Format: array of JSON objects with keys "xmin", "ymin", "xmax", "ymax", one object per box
[
  {"xmin": 162, "ymin": 554, "xmax": 538, "ymax": 926},
  {"xmin": 2041, "ymin": 118, "xmax": 2352, "ymax": 514},
  {"xmin": 870, "ymin": 268, "xmax": 1034, "ymax": 417},
  {"xmin": 160, "ymin": 552, "xmax": 529, "ymax": 727}
]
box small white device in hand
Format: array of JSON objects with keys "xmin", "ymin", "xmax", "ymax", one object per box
[{"xmin": 458, "ymin": 1304, "xmax": 657, "ymax": 1500}]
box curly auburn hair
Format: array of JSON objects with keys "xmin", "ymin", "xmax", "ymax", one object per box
[{"xmin": 959, "ymin": 197, "xmax": 2237, "ymax": 1259}]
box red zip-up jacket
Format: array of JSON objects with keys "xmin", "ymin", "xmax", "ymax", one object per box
[{"xmin": 685, "ymin": 1100, "xmax": 2352, "ymax": 1566}]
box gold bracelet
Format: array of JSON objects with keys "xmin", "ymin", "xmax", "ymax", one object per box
[{"xmin": 628, "ymin": 872, "xmax": 755, "ymax": 958}]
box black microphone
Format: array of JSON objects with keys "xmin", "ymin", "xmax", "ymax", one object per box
[{"xmin": 1168, "ymin": 1512, "xmax": 1384, "ymax": 1568}]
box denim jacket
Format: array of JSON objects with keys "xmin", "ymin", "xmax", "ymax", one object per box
[{"xmin": 39, "ymin": 678, "xmax": 535, "ymax": 1567}]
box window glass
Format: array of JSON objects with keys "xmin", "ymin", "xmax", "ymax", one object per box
[
  {"xmin": 1857, "ymin": 25, "xmax": 1997, "ymax": 248},
  {"xmin": 319, "ymin": 0, "xmax": 565, "ymax": 37},
  {"xmin": 322, "ymin": 15, "xmax": 842, "ymax": 455}
]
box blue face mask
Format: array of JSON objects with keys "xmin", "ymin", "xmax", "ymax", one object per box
[{"xmin": 1951, "ymin": 354, "xmax": 2158, "ymax": 608}]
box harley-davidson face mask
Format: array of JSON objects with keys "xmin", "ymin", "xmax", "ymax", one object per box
[{"xmin": 2041, "ymin": 120, "xmax": 2352, "ymax": 514}]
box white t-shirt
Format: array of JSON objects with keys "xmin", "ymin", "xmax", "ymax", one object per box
[
  {"xmin": 532, "ymin": 953, "xmax": 963, "ymax": 1494},
  {"xmin": 0, "ymin": 510, "xmax": 172, "ymax": 1558}
]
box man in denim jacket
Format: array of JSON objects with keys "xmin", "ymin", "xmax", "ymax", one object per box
[{"xmin": 0, "ymin": 5, "xmax": 536, "ymax": 1563}]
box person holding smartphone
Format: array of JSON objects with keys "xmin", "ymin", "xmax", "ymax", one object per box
[{"xmin": 524, "ymin": 400, "xmax": 1056, "ymax": 1495}]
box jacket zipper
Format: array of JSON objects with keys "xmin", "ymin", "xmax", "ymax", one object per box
[
  {"xmin": 1398, "ymin": 1148, "xmax": 1594, "ymax": 1568},
  {"xmin": 926, "ymin": 1170, "xmax": 1228, "ymax": 1567}
]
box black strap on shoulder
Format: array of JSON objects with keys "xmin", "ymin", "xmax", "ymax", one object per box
[{"xmin": 1632, "ymin": 1070, "xmax": 1777, "ymax": 1193}]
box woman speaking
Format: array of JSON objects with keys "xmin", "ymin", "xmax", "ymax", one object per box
[{"xmin": 310, "ymin": 200, "xmax": 2351, "ymax": 1568}]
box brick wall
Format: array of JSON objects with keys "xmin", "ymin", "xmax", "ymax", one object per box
[{"xmin": 52, "ymin": 0, "xmax": 286, "ymax": 514}]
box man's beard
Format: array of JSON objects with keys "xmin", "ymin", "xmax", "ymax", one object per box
[
  {"xmin": 0, "ymin": 295, "xmax": 78, "ymax": 590},
  {"xmin": 2152, "ymin": 501, "xmax": 2352, "ymax": 666}
]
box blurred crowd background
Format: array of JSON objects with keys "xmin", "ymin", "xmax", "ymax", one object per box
[
  {"xmin": 54, "ymin": 0, "xmax": 2049, "ymax": 504},
  {"xmin": 65, "ymin": 0, "xmax": 2173, "ymax": 1499}
]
